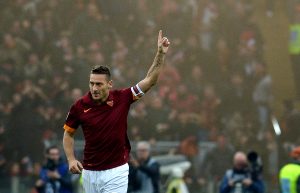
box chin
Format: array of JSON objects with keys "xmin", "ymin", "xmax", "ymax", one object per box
[{"xmin": 92, "ymin": 97, "xmax": 101, "ymax": 101}]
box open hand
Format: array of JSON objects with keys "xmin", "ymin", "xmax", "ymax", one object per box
[{"xmin": 158, "ymin": 30, "xmax": 170, "ymax": 54}]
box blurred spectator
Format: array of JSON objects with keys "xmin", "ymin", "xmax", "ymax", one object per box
[
  {"xmin": 179, "ymin": 136, "xmax": 199, "ymax": 159},
  {"xmin": 147, "ymin": 97, "xmax": 171, "ymax": 141},
  {"xmin": 281, "ymin": 100, "xmax": 300, "ymax": 144},
  {"xmin": 265, "ymin": 0, "xmax": 275, "ymax": 17},
  {"xmin": 201, "ymin": 135, "xmax": 234, "ymax": 193},
  {"xmin": 220, "ymin": 73, "xmax": 253, "ymax": 117},
  {"xmin": 35, "ymin": 146, "xmax": 73, "ymax": 193},
  {"xmin": 128, "ymin": 141, "xmax": 160, "ymax": 193},
  {"xmin": 6, "ymin": 80, "xmax": 46, "ymax": 163},
  {"xmin": 0, "ymin": 33, "xmax": 31, "ymax": 67},
  {"xmin": 199, "ymin": 85, "xmax": 221, "ymax": 139},
  {"xmin": 289, "ymin": 4, "xmax": 300, "ymax": 99},
  {"xmin": 219, "ymin": 152, "xmax": 264, "ymax": 193},
  {"xmin": 0, "ymin": 141, "xmax": 7, "ymax": 179},
  {"xmin": 70, "ymin": 88, "xmax": 83, "ymax": 103},
  {"xmin": 279, "ymin": 146, "xmax": 300, "ymax": 193},
  {"xmin": 178, "ymin": 136, "xmax": 200, "ymax": 192},
  {"xmin": 71, "ymin": 2, "xmax": 108, "ymax": 47},
  {"xmin": 166, "ymin": 167, "xmax": 190, "ymax": 193},
  {"xmin": 128, "ymin": 102, "xmax": 149, "ymax": 141},
  {"xmin": 252, "ymin": 62, "xmax": 273, "ymax": 134}
]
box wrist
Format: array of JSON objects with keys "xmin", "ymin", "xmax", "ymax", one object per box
[
  {"xmin": 67, "ymin": 158, "xmax": 76, "ymax": 162},
  {"xmin": 157, "ymin": 50, "xmax": 166, "ymax": 55}
]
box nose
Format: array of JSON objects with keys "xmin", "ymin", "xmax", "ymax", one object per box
[{"xmin": 92, "ymin": 85, "xmax": 99, "ymax": 92}]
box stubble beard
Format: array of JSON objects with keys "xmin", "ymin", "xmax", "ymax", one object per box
[{"xmin": 92, "ymin": 90, "xmax": 109, "ymax": 104}]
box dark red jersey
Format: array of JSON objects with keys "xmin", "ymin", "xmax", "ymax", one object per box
[{"xmin": 64, "ymin": 87, "xmax": 139, "ymax": 171}]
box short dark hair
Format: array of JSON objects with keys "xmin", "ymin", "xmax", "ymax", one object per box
[{"xmin": 91, "ymin": 65, "xmax": 111, "ymax": 79}]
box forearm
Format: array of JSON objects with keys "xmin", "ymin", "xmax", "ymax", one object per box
[
  {"xmin": 139, "ymin": 163, "xmax": 159, "ymax": 177},
  {"xmin": 138, "ymin": 51, "xmax": 165, "ymax": 93},
  {"xmin": 63, "ymin": 131, "xmax": 76, "ymax": 161},
  {"xmin": 137, "ymin": 30, "xmax": 169, "ymax": 93},
  {"xmin": 146, "ymin": 51, "xmax": 165, "ymax": 84}
]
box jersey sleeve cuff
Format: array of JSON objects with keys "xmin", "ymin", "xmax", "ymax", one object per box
[{"xmin": 63, "ymin": 124, "xmax": 76, "ymax": 134}]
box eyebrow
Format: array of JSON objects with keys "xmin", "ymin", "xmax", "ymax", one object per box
[
  {"xmin": 137, "ymin": 148, "xmax": 149, "ymax": 151},
  {"xmin": 89, "ymin": 81, "xmax": 103, "ymax": 84}
]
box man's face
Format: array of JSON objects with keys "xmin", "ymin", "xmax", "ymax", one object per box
[
  {"xmin": 137, "ymin": 145, "xmax": 150, "ymax": 162},
  {"xmin": 48, "ymin": 148, "xmax": 60, "ymax": 163},
  {"xmin": 89, "ymin": 73, "xmax": 112, "ymax": 102},
  {"xmin": 233, "ymin": 153, "xmax": 248, "ymax": 170}
]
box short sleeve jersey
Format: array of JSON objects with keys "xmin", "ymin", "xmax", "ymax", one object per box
[{"xmin": 64, "ymin": 87, "xmax": 141, "ymax": 170}]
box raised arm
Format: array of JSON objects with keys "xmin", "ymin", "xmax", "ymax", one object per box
[{"xmin": 138, "ymin": 30, "xmax": 170, "ymax": 93}]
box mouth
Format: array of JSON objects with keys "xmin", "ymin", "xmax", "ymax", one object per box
[{"xmin": 92, "ymin": 92, "xmax": 100, "ymax": 98}]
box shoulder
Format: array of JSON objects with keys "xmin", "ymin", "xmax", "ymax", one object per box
[
  {"xmin": 225, "ymin": 169, "xmax": 233, "ymax": 178},
  {"xmin": 70, "ymin": 92, "xmax": 90, "ymax": 110},
  {"xmin": 149, "ymin": 158, "xmax": 160, "ymax": 167},
  {"xmin": 112, "ymin": 88, "xmax": 134, "ymax": 102},
  {"xmin": 112, "ymin": 88, "xmax": 131, "ymax": 95}
]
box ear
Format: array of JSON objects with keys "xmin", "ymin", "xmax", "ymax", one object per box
[{"xmin": 108, "ymin": 80, "xmax": 113, "ymax": 89}]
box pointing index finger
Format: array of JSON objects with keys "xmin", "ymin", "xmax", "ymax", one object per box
[{"xmin": 158, "ymin": 30, "xmax": 162, "ymax": 41}]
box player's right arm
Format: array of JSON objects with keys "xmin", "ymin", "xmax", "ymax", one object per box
[
  {"xmin": 63, "ymin": 130, "xmax": 83, "ymax": 174},
  {"xmin": 63, "ymin": 103, "xmax": 83, "ymax": 174}
]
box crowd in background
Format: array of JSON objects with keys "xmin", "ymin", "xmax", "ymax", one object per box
[{"xmin": 0, "ymin": 0, "xmax": 300, "ymax": 193}]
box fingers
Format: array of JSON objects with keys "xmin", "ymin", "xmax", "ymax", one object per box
[
  {"xmin": 157, "ymin": 30, "xmax": 170, "ymax": 53},
  {"xmin": 69, "ymin": 161, "xmax": 83, "ymax": 174},
  {"xmin": 70, "ymin": 165, "xmax": 81, "ymax": 174},
  {"xmin": 77, "ymin": 161, "xmax": 83, "ymax": 170},
  {"xmin": 158, "ymin": 30, "xmax": 162, "ymax": 41},
  {"xmin": 162, "ymin": 37, "xmax": 167, "ymax": 42},
  {"xmin": 161, "ymin": 37, "xmax": 170, "ymax": 47}
]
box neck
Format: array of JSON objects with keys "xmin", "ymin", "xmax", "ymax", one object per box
[
  {"xmin": 93, "ymin": 99, "xmax": 103, "ymax": 105},
  {"xmin": 95, "ymin": 97, "xmax": 108, "ymax": 104},
  {"xmin": 92, "ymin": 93, "xmax": 109, "ymax": 104}
]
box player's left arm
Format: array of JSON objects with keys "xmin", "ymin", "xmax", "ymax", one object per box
[{"xmin": 135, "ymin": 30, "xmax": 170, "ymax": 96}]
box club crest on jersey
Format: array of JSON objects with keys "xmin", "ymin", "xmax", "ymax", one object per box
[{"xmin": 107, "ymin": 100, "xmax": 114, "ymax": 107}]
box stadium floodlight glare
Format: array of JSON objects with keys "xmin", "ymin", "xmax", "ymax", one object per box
[{"xmin": 271, "ymin": 116, "xmax": 281, "ymax": 136}]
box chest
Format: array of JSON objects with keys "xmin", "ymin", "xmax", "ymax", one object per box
[{"xmin": 78, "ymin": 99, "xmax": 129, "ymax": 129}]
